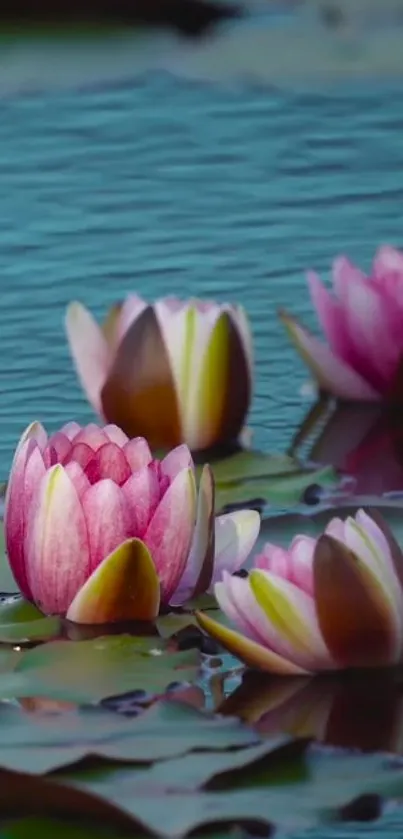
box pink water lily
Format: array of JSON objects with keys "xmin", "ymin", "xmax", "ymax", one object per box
[
  {"xmin": 280, "ymin": 245, "xmax": 403, "ymax": 402},
  {"xmin": 4, "ymin": 422, "xmax": 260, "ymax": 624},
  {"xmin": 197, "ymin": 509, "xmax": 403, "ymax": 674},
  {"xmin": 65, "ymin": 295, "xmax": 252, "ymax": 452}
]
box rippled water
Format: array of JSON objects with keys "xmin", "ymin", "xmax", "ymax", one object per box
[{"xmin": 1, "ymin": 74, "xmax": 403, "ymax": 478}]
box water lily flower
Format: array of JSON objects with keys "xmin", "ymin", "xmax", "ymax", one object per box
[
  {"xmin": 4, "ymin": 422, "xmax": 260, "ymax": 624},
  {"xmin": 65, "ymin": 296, "xmax": 252, "ymax": 452},
  {"xmin": 197, "ymin": 509, "xmax": 403, "ymax": 674},
  {"xmin": 280, "ymin": 245, "xmax": 403, "ymax": 403}
]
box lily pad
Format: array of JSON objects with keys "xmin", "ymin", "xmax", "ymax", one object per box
[
  {"xmin": 0, "ymin": 636, "xmax": 200, "ymax": 703},
  {"xmin": 0, "ymin": 700, "xmax": 260, "ymax": 774},
  {"xmin": 26, "ymin": 744, "xmax": 403, "ymax": 836}
]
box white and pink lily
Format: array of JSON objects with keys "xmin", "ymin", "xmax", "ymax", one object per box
[
  {"xmin": 197, "ymin": 509, "xmax": 403, "ymax": 674},
  {"xmin": 65, "ymin": 295, "xmax": 253, "ymax": 452},
  {"xmin": 280, "ymin": 245, "xmax": 403, "ymax": 402},
  {"xmin": 4, "ymin": 422, "xmax": 260, "ymax": 624}
]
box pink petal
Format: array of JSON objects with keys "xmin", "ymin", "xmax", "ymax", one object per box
[
  {"xmin": 373, "ymin": 245, "xmax": 403, "ymax": 280},
  {"xmin": 123, "ymin": 437, "xmax": 153, "ymax": 472},
  {"xmin": 254, "ymin": 543, "xmax": 291, "ymax": 576},
  {"xmin": 308, "ymin": 271, "xmax": 352, "ymax": 362},
  {"xmin": 122, "ymin": 465, "xmax": 161, "ymax": 538},
  {"xmin": 73, "ymin": 424, "xmax": 109, "ymax": 452},
  {"xmin": 46, "ymin": 432, "xmax": 72, "ymax": 464},
  {"xmin": 118, "ymin": 294, "xmax": 148, "ymax": 341},
  {"xmin": 82, "ymin": 479, "xmax": 131, "ymax": 574},
  {"xmin": 103, "ymin": 424, "xmax": 129, "ymax": 447},
  {"xmin": 214, "ymin": 575, "xmax": 259, "ymax": 641},
  {"xmin": 280, "ymin": 312, "xmax": 380, "ymax": 401},
  {"xmin": 288, "ymin": 536, "xmax": 316, "ymax": 596},
  {"xmin": 161, "ymin": 444, "xmax": 194, "ymax": 481},
  {"xmin": 84, "ymin": 442, "xmax": 131, "ymax": 486},
  {"xmin": 333, "ymin": 260, "xmax": 401, "ymax": 390},
  {"xmin": 5, "ymin": 437, "xmax": 44, "ymax": 599},
  {"xmin": 59, "ymin": 421, "xmax": 82, "ymax": 441},
  {"xmin": 211, "ymin": 509, "xmax": 261, "ymax": 584},
  {"xmin": 67, "ymin": 443, "xmax": 95, "ymax": 470},
  {"xmin": 144, "ymin": 467, "xmax": 196, "ymax": 603},
  {"xmin": 65, "ymin": 302, "xmax": 110, "ymax": 415},
  {"xmin": 26, "ymin": 465, "xmax": 90, "ymax": 615},
  {"xmin": 64, "ymin": 461, "xmax": 91, "ymax": 500}
]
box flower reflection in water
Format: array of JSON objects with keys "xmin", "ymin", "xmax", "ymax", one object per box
[
  {"xmin": 218, "ymin": 669, "xmax": 403, "ymax": 755},
  {"xmin": 290, "ymin": 397, "xmax": 403, "ymax": 499}
]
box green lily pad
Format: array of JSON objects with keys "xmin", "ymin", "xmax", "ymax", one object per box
[
  {"xmin": 0, "ymin": 699, "xmax": 260, "ymax": 774},
  {"xmin": 34, "ymin": 743, "xmax": 403, "ymax": 836},
  {"xmin": 193, "ymin": 449, "xmax": 339, "ymax": 513},
  {"xmin": 214, "ymin": 465, "xmax": 337, "ymax": 512},
  {"xmin": 0, "ymin": 635, "xmax": 201, "ymax": 704}
]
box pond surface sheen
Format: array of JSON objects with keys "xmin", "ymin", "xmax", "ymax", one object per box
[{"xmin": 1, "ymin": 55, "xmax": 403, "ymax": 837}]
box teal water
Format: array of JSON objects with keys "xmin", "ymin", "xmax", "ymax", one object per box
[{"xmin": 1, "ymin": 76, "xmax": 403, "ymax": 478}]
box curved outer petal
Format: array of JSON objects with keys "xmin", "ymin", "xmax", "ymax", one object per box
[
  {"xmin": 214, "ymin": 571, "xmax": 329, "ymax": 671},
  {"xmin": 4, "ymin": 422, "xmax": 48, "ymax": 599},
  {"xmin": 332, "ymin": 260, "xmax": 401, "ymax": 391},
  {"xmin": 313, "ymin": 535, "xmax": 400, "ymax": 668},
  {"xmin": 25, "ymin": 465, "xmax": 90, "ymax": 616},
  {"xmin": 248, "ymin": 569, "xmax": 332, "ymax": 671},
  {"xmin": 143, "ymin": 467, "xmax": 196, "ymax": 603},
  {"xmin": 373, "ymin": 245, "xmax": 403, "ymax": 296},
  {"xmin": 160, "ymin": 444, "xmax": 194, "ymax": 481},
  {"xmin": 308, "ymin": 270, "xmax": 353, "ymax": 363},
  {"xmin": 343, "ymin": 512, "xmax": 403, "ymax": 652},
  {"xmin": 170, "ymin": 464, "xmax": 215, "ymax": 606},
  {"xmin": 101, "ymin": 302, "xmax": 123, "ymax": 356},
  {"xmin": 184, "ymin": 308, "xmax": 251, "ymax": 451},
  {"xmin": 364, "ymin": 508, "xmax": 403, "ymax": 595},
  {"xmin": 211, "ymin": 509, "xmax": 261, "ymax": 584},
  {"xmin": 122, "ymin": 466, "xmax": 160, "ymax": 539},
  {"xmin": 81, "ymin": 479, "xmax": 131, "ymax": 574},
  {"xmin": 65, "ymin": 302, "xmax": 110, "ymax": 415},
  {"xmin": 100, "ymin": 305, "xmax": 182, "ymax": 449},
  {"xmin": 195, "ymin": 610, "xmax": 308, "ymax": 676},
  {"xmin": 117, "ymin": 294, "xmax": 148, "ymax": 342},
  {"xmin": 279, "ymin": 309, "xmax": 380, "ymax": 401},
  {"xmin": 66, "ymin": 538, "xmax": 160, "ymax": 624}
]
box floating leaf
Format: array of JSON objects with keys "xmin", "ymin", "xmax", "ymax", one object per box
[
  {"xmin": 55, "ymin": 744, "xmax": 403, "ymax": 836},
  {"xmin": 0, "ymin": 636, "xmax": 200, "ymax": 704},
  {"xmin": 0, "ymin": 700, "xmax": 259, "ymax": 774}
]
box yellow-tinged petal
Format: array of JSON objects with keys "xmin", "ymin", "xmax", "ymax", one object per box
[
  {"xmin": 313, "ymin": 534, "xmax": 398, "ymax": 668},
  {"xmin": 101, "ymin": 302, "xmax": 123, "ymax": 353},
  {"xmin": 187, "ymin": 311, "xmax": 251, "ymax": 451},
  {"xmin": 248, "ymin": 569, "xmax": 330, "ymax": 668},
  {"xmin": 66, "ymin": 538, "xmax": 160, "ymax": 624},
  {"xmin": 195, "ymin": 611, "xmax": 309, "ymax": 676}
]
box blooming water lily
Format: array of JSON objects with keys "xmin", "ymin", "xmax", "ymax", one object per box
[
  {"xmin": 280, "ymin": 245, "xmax": 403, "ymax": 402},
  {"xmin": 197, "ymin": 509, "xmax": 403, "ymax": 674},
  {"xmin": 66, "ymin": 296, "xmax": 252, "ymax": 452},
  {"xmin": 4, "ymin": 422, "xmax": 260, "ymax": 623}
]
